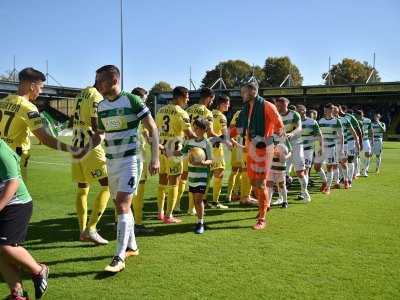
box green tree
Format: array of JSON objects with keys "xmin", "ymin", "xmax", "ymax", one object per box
[
  {"xmin": 322, "ymin": 58, "xmax": 381, "ymax": 85},
  {"xmin": 261, "ymin": 56, "xmax": 303, "ymax": 87},
  {"xmin": 201, "ymin": 60, "xmax": 264, "ymax": 89},
  {"xmin": 147, "ymin": 81, "xmax": 173, "ymax": 113}
]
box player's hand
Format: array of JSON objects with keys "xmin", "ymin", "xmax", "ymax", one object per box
[
  {"xmin": 71, "ymin": 144, "xmax": 89, "ymax": 160},
  {"xmin": 149, "ymin": 159, "xmax": 160, "ymax": 176},
  {"xmin": 90, "ymin": 133, "xmax": 102, "ymax": 148},
  {"xmin": 286, "ymin": 133, "xmax": 293, "ymax": 139}
]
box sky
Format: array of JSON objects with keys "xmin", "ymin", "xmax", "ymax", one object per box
[{"xmin": 0, "ymin": 0, "xmax": 399, "ymax": 90}]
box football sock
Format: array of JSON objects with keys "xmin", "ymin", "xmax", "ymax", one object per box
[
  {"xmin": 76, "ymin": 187, "xmax": 89, "ymax": 232},
  {"xmin": 87, "ymin": 186, "xmax": 110, "ymax": 230}
]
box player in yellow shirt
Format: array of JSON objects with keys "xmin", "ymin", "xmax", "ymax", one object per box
[
  {"xmin": 227, "ymin": 110, "xmax": 255, "ymax": 204},
  {"xmin": 0, "ymin": 68, "xmax": 92, "ymax": 175},
  {"xmin": 178, "ymin": 87, "xmax": 216, "ymax": 214},
  {"xmin": 210, "ymin": 95, "xmax": 231, "ymax": 209},
  {"xmin": 71, "ymin": 85, "xmax": 110, "ymax": 245},
  {"xmin": 156, "ymin": 86, "xmax": 195, "ymax": 223}
]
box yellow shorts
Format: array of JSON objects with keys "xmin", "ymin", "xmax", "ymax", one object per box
[
  {"xmin": 211, "ymin": 147, "xmax": 225, "ymax": 171},
  {"xmin": 160, "ymin": 154, "xmax": 183, "ymax": 176},
  {"xmin": 71, "ymin": 146, "xmax": 108, "ymax": 183},
  {"xmin": 231, "ymin": 147, "xmax": 247, "ymax": 169}
]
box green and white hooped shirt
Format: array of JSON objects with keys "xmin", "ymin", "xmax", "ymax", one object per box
[
  {"xmin": 339, "ymin": 116, "xmax": 354, "ymax": 144},
  {"xmin": 98, "ymin": 91, "xmax": 150, "ymax": 160},
  {"xmin": 301, "ymin": 117, "xmax": 320, "ymax": 151},
  {"xmin": 372, "ymin": 121, "xmax": 386, "ymax": 141},
  {"xmin": 318, "ymin": 117, "xmax": 343, "ymax": 148},
  {"xmin": 361, "ymin": 117, "xmax": 372, "ymax": 141},
  {"xmin": 181, "ymin": 138, "xmax": 213, "ymax": 188},
  {"xmin": 0, "ymin": 140, "xmax": 31, "ymax": 206},
  {"xmin": 280, "ymin": 110, "xmax": 303, "ymax": 146}
]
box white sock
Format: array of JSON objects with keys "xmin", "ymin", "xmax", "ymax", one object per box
[
  {"xmin": 376, "ymin": 156, "xmax": 382, "ymax": 170},
  {"xmin": 298, "ymin": 176, "xmax": 308, "ymax": 193},
  {"xmin": 355, "ymin": 157, "xmax": 360, "ymax": 175},
  {"xmin": 348, "ymin": 162, "xmax": 354, "ymax": 180},
  {"xmin": 197, "ymin": 218, "xmax": 204, "ymax": 224},
  {"xmin": 340, "ymin": 165, "xmax": 348, "ymax": 182},
  {"xmin": 364, "ymin": 157, "xmax": 370, "ymax": 173},
  {"xmin": 116, "ymin": 212, "xmax": 133, "ymax": 259},
  {"xmin": 267, "ymin": 187, "xmax": 274, "ymax": 205},
  {"xmin": 127, "ymin": 212, "xmax": 138, "ymax": 251},
  {"xmin": 318, "ymin": 169, "xmax": 327, "ymax": 182},
  {"xmin": 333, "ymin": 168, "xmax": 339, "ymax": 184},
  {"xmin": 326, "ymin": 170, "xmax": 333, "ymax": 189},
  {"xmin": 279, "ymin": 185, "xmax": 288, "ymax": 203}
]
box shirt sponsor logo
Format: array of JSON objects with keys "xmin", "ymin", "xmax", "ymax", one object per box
[{"xmin": 27, "ymin": 111, "xmax": 40, "ymax": 119}]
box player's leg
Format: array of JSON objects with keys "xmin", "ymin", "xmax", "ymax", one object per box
[
  {"xmin": 294, "ymin": 145, "xmax": 309, "ymax": 201},
  {"xmin": 277, "ymin": 177, "xmax": 288, "ymax": 206},
  {"xmin": 0, "ymin": 253, "xmax": 25, "ymax": 298},
  {"xmin": 164, "ymin": 156, "xmax": 183, "ymax": 223},
  {"xmin": 157, "ymin": 154, "xmax": 168, "ymax": 220},
  {"xmin": 76, "ymin": 182, "xmax": 89, "ymax": 235},
  {"xmin": 193, "ymin": 190, "xmax": 206, "ymax": 234},
  {"xmin": 227, "ymin": 166, "xmax": 240, "ymax": 202},
  {"xmin": 266, "ymin": 180, "xmax": 275, "ymax": 206},
  {"xmin": 176, "ymin": 157, "xmax": 189, "ymax": 212},
  {"xmin": 212, "ymin": 168, "xmax": 227, "ymax": 208},
  {"xmin": 362, "ymin": 140, "xmax": 372, "ymax": 176}
]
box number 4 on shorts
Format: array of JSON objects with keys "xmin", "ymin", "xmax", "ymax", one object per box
[{"xmin": 128, "ymin": 177, "xmax": 135, "ymax": 188}]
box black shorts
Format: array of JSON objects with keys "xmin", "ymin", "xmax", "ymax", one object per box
[
  {"xmin": 189, "ymin": 185, "xmax": 206, "ymax": 194},
  {"xmin": 0, "ymin": 202, "xmax": 33, "ymax": 246}
]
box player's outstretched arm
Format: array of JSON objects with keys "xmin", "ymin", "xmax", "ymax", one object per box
[{"xmin": 142, "ymin": 115, "xmax": 160, "ymax": 176}]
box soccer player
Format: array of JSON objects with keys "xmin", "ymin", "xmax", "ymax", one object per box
[
  {"xmin": 95, "ymin": 65, "xmax": 160, "ymax": 273},
  {"xmin": 297, "ymin": 105, "xmax": 323, "ymax": 187},
  {"xmin": 231, "ymin": 83, "xmax": 284, "ymax": 230},
  {"xmin": 371, "ymin": 113, "xmax": 386, "ymax": 174},
  {"xmin": 275, "ymin": 97, "xmax": 310, "ymax": 203},
  {"xmin": 71, "ymin": 85, "xmax": 110, "ymax": 245},
  {"xmin": 156, "ymin": 86, "xmax": 195, "ymax": 223},
  {"xmin": 181, "ymin": 87, "xmax": 218, "ymax": 212},
  {"xmin": 339, "ymin": 105, "xmax": 362, "ymax": 183},
  {"xmin": 267, "ymin": 138, "xmax": 291, "ymax": 208},
  {"xmin": 355, "ymin": 110, "xmax": 374, "ymax": 177},
  {"xmin": 314, "ymin": 103, "xmax": 344, "ymax": 194},
  {"xmin": 130, "ymin": 87, "xmax": 154, "ymax": 234},
  {"xmin": 178, "ymin": 118, "xmax": 213, "ymax": 234},
  {"xmin": 0, "ymin": 68, "xmax": 93, "ymax": 175},
  {"xmin": 210, "ymin": 95, "xmax": 231, "ymax": 208},
  {"xmin": 0, "ymin": 139, "xmax": 48, "ymax": 300}
]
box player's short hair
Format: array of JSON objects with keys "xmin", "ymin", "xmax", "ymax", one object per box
[
  {"xmin": 173, "ymin": 86, "xmax": 188, "ymax": 99},
  {"xmin": 241, "ymin": 82, "xmax": 258, "ymax": 92},
  {"xmin": 276, "ymin": 97, "xmax": 290, "ymax": 103},
  {"xmin": 309, "ymin": 109, "xmax": 318, "ymax": 116},
  {"xmin": 215, "ymin": 94, "xmax": 230, "ymax": 106},
  {"xmin": 18, "ymin": 68, "xmax": 46, "ymax": 83},
  {"xmin": 131, "ymin": 87, "xmax": 148, "ymax": 98},
  {"xmin": 297, "ymin": 104, "xmax": 306, "ymax": 111},
  {"xmin": 289, "ymin": 104, "xmax": 297, "ymax": 111},
  {"xmin": 200, "ymin": 87, "xmax": 215, "ymax": 99},
  {"xmin": 96, "ymin": 65, "xmax": 120, "ymax": 79},
  {"xmin": 324, "ymin": 103, "xmax": 334, "ymax": 109},
  {"xmin": 340, "ymin": 104, "xmax": 347, "ymax": 111},
  {"xmin": 355, "ymin": 109, "xmax": 363, "ymax": 116},
  {"xmin": 193, "ymin": 118, "xmax": 209, "ymax": 131}
]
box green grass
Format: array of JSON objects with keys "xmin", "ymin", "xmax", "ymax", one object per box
[{"xmin": 1, "ymin": 140, "xmax": 400, "ymax": 299}]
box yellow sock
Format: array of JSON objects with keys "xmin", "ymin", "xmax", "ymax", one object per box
[
  {"xmin": 188, "ymin": 192, "xmax": 195, "ymax": 212},
  {"xmin": 176, "ymin": 180, "xmax": 187, "ymax": 210},
  {"xmin": 132, "ymin": 182, "xmax": 145, "ymax": 225},
  {"xmin": 87, "ymin": 186, "xmax": 110, "ymax": 230},
  {"xmin": 166, "ymin": 184, "xmax": 179, "ymax": 216},
  {"xmin": 76, "ymin": 187, "xmax": 89, "ymax": 232},
  {"xmin": 241, "ymin": 171, "xmax": 251, "ymax": 199},
  {"xmin": 213, "ymin": 177, "xmax": 223, "ymax": 204},
  {"xmin": 157, "ymin": 184, "xmax": 167, "ymax": 213},
  {"xmin": 227, "ymin": 170, "xmax": 239, "ymax": 200}
]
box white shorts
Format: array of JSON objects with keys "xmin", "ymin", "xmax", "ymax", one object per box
[
  {"xmin": 347, "ymin": 140, "xmax": 356, "ymax": 157},
  {"xmin": 362, "ymin": 139, "xmax": 371, "ymax": 154},
  {"xmin": 267, "ymin": 171, "xmax": 286, "ymax": 183},
  {"xmin": 107, "ymin": 156, "xmax": 139, "ymax": 200},
  {"xmin": 372, "ymin": 139, "xmax": 383, "ymax": 155},
  {"xmin": 315, "ymin": 146, "xmax": 337, "ymax": 165},
  {"xmin": 289, "ymin": 143, "xmax": 305, "ymax": 171},
  {"xmin": 303, "ymin": 149, "xmax": 314, "ymax": 168}
]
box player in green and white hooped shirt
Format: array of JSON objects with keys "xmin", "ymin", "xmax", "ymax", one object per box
[
  {"xmin": 297, "ymin": 105, "xmax": 323, "ymax": 184},
  {"xmin": 371, "ymin": 113, "xmax": 386, "ymax": 174},
  {"xmin": 275, "ymin": 97, "xmax": 310, "ymax": 202},
  {"xmin": 333, "ymin": 106, "xmax": 359, "ymax": 188},
  {"xmin": 339, "ymin": 105, "xmax": 363, "ymax": 182},
  {"xmin": 354, "ymin": 110, "xmax": 374, "ymax": 177},
  {"xmin": 95, "ymin": 65, "xmax": 160, "ymax": 273},
  {"xmin": 314, "ymin": 103, "xmax": 344, "ymax": 194}
]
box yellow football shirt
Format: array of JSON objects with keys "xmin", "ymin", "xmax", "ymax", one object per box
[
  {"xmin": 0, "ymin": 94, "xmax": 43, "ymax": 151},
  {"xmin": 72, "ymin": 87, "xmax": 103, "ymax": 148},
  {"xmin": 156, "ymin": 104, "xmax": 191, "ymax": 150},
  {"xmin": 186, "ymin": 103, "xmax": 214, "ymax": 133}
]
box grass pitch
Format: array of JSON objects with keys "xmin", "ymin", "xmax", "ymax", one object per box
[{"xmin": 1, "ymin": 140, "xmax": 399, "ymax": 299}]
